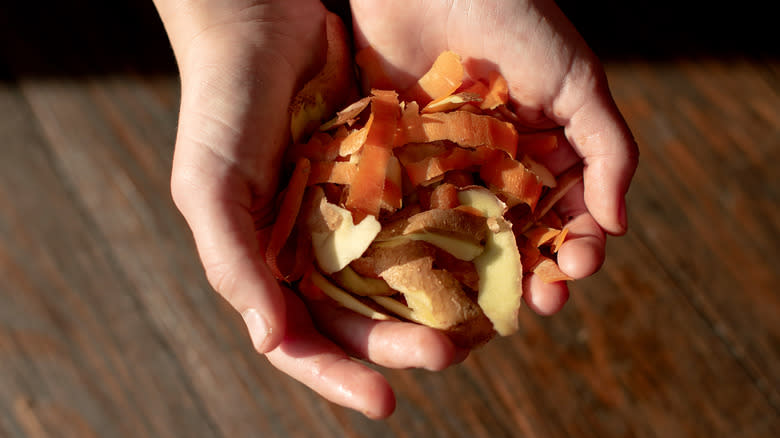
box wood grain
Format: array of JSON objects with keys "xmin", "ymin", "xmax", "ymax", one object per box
[{"xmin": 1, "ymin": 2, "xmax": 777, "ymax": 437}]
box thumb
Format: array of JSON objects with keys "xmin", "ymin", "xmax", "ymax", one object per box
[
  {"xmin": 168, "ymin": 42, "xmax": 294, "ymax": 354},
  {"xmin": 170, "ymin": 129, "xmax": 288, "ymax": 353}
]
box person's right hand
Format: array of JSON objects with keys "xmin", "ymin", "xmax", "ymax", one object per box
[{"xmin": 350, "ymin": 0, "xmax": 639, "ymax": 314}]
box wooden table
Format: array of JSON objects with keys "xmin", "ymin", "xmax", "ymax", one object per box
[{"xmin": 1, "ymin": 2, "xmax": 777, "ymax": 437}]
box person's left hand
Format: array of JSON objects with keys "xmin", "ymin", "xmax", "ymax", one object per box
[{"xmin": 153, "ymin": 0, "xmax": 463, "ymax": 418}]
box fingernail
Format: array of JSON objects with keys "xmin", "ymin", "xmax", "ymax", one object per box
[{"xmin": 242, "ymin": 308, "xmax": 272, "ymax": 353}]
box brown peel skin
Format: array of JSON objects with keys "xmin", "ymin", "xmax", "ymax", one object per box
[
  {"xmin": 330, "ymin": 266, "xmax": 395, "ymax": 297},
  {"xmin": 403, "ymin": 208, "xmax": 488, "ymax": 243},
  {"xmin": 376, "ymin": 248, "xmax": 495, "ymax": 348},
  {"xmin": 381, "ymin": 259, "xmax": 472, "ymax": 329},
  {"xmin": 350, "ymin": 240, "xmax": 494, "ymax": 348},
  {"xmin": 442, "ymin": 312, "xmax": 495, "ymax": 349},
  {"xmin": 432, "ymin": 247, "xmax": 480, "ymax": 291},
  {"xmin": 289, "ymin": 12, "xmax": 356, "ymax": 143},
  {"xmin": 381, "ymin": 261, "xmax": 494, "ymax": 348},
  {"xmin": 355, "ymin": 240, "xmax": 436, "ymax": 276},
  {"xmin": 373, "ymin": 204, "xmax": 422, "ymax": 241}
]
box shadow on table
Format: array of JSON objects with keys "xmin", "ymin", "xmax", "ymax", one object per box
[
  {"xmin": 0, "ymin": 0, "xmax": 775, "ymax": 81},
  {"xmin": 0, "ymin": 1, "xmax": 177, "ymax": 79}
]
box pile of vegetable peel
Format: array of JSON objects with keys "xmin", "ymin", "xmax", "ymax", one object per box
[{"xmin": 268, "ymin": 37, "xmax": 582, "ymax": 348}]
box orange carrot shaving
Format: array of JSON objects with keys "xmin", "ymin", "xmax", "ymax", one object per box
[
  {"xmin": 517, "ymin": 132, "xmax": 559, "ymax": 158},
  {"xmin": 404, "ymin": 50, "xmax": 464, "ymax": 106},
  {"xmin": 521, "ymin": 155, "xmax": 557, "ymax": 187},
  {"xmin": 537, "ymin": 209, "xmax": 563, "ymax": 229},
  {"xmin": 519, "ymin": 241, "xmax": 542, "ymax": 271},
  {"xmin": 531, "ymin": 162, "xmax": 583, "ymax": 226},
  {"xmin": 429, "ymin": 183, "xmax": 460, "ymax": 209},
  {"xmin": 312, "ymin": 128, "xmax": 353, "ymax": 161},
  {"xmin": 401, "ymin": 145, "xmax": 500, "ymax": 186},
  {"xmin": 462, "ymin": 80, "xmax": 490, "ymax": 100},
  {"xmin": 524, "ymin": 226, "xmax": 562, "ymax": 248},
  {"xmin": 285, "ymin": 131, "xmax": 336, "ymax": 163},
  {"xmin": 338, "ymin": 123, "xmax": 371, "ymax": 157},
  {"xmin": 345, "ymin": 90, "xmax": 400, "ymax": 217},
  {"xmin": 532, "ymin": 257, "xmax": 573, "ymax": 283},
  {"xmin": 380, "ymin": 156, "xmax": 403, "ymax": 211},
  {"xmin": 365, "ymin": 90, "xmax": 400, "ymax": 144},
  {"xmin": 479, "ymin": 152, "xmax": 544, "ymax": 210},
  {"xmin": 266, "ymin": 157, "xmax": 311, "ymax": 281},
  {"xmin": 320, "ymin": 97, "xmax": 371, "ymax": 131},
  {"xmin": 480, "ymin": 71, "xmax": 509, "ymax": 110},
  {"xmin": 347, "ymin": 144, "xmax": 392, "ymax": 217},
  {"xmin": 551, "ymin": 227, "xmax": 569, "ymax": 253},
  {"xmin": 283, "ymin": 229, "xmax": 313, "ymax": 283},
  {"xmin": 396, "ymin": 101, "xmax": 424, "ymax": 144},
  {"xmin": 396, "ymin": 110, "xmax": 519, "ymax": 158},
  {"xmin": 307, "ymin": 161, "xmax": 359, "ymax": 186},
  {"xmin": 394, "ymin": 141, "xmax": 449, "ymax": 163}
]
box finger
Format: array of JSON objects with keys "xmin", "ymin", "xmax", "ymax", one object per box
[
  {"xmin": 307, "ymin": 299, "xmax": 458, "ymax": 371},
  {"xmin": 554, "ymin": 180, "xmax": 607, "ymax": 279},
  {"xmin": 557, "ymin": 77, "xmax": 638, "ymax": 235},
  {"xmin": 171, "ymin": 156, "xmax": 287, "ymax": 353},
  {"xmin": 523, "ymin": 274, "xmax": 570, "ymax": 316},
  {"xmin": 266, "ymin": 291, "xmax": 396, "ymax": 419}
]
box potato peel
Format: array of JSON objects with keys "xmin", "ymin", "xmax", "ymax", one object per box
[{"xmin": 310, "ymin": 270, "xmax": 394, "ymax": 320}]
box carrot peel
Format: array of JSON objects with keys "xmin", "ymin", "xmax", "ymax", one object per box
[{"xmin": 266, "ymin": 157, "xmax": 311, "ymax": 281}]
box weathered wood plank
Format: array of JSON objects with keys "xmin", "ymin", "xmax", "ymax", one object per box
[
  {"xmin": 606, "ymin": 58, "xmax": 780, "ymax": 405},
  {"xmin": 10, "ymin": 75, "xmax": 338, "ymax": 437},
  {"xmin": 0, "ymin": 80, "xmax": 219, "ymax": 438}
]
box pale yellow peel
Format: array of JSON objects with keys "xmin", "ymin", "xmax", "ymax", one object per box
[
  {"xmin": 308, "ymin": 192, "xmax": 381, "ymax": 274},
  {"xmin": 310, "ymin": 270, "xmax": 394, "ymax": 320},
  {"xmin": 458, "ymin": 188, "xmax": 523, "ymax": 336},
  {"xmin": 370, "ymin": 296, "xmax": 419, "ymax": 322},
  {"xmin": 404, "ymin": 233, "xmax": 484, "ymax": 261},
  {"xmin": 331, "ymin": 266, "xmax": 395, "ymax": 296}
]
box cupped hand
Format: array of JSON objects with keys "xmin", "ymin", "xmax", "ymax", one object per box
[
  {"xmin": 351, "ymin": 0, "xmax": 639, "ymax": 314},
  {"xmin": 154, "ymin": 0, "xmax": 460, "ymax": 418}
]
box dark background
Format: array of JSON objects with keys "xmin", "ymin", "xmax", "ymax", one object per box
[{"xmin": 0, "ymin": 1, "xmax": 776, "ymax": 79}]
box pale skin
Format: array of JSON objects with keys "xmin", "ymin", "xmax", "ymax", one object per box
[{"xmin": 153, "ymin": 0, "xmax": 638, "ymax": 419}]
